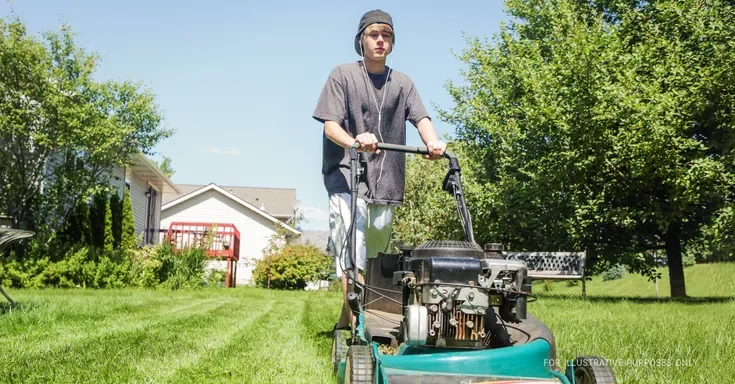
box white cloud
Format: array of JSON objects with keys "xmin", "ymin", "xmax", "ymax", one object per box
[
  {"xmin": 206, "ymin": 146, "xmax": 240, "ymax": 156},
  {"xmin": 300, "ymin": 206, "xmax": 328, "ymax": 222}
]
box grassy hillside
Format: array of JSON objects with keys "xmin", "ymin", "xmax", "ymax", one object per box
[{"xmin": 535, "ymin": 262, "xmax": 735, "ymax": 298}]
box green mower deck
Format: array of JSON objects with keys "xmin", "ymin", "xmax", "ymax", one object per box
[{"xmin": 335, "ymin": 310, "xmax": 571, "ymax": 384}]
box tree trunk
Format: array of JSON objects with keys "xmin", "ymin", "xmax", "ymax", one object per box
[{"xmin": 665, "ymin": 222, "xmax": 687, "ymax": 297}]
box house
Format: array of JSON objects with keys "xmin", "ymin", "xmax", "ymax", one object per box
[
  {"xmin": 291, "ymin": 229, "xmax": 334, "ymax": 255},
  {"xmin": 160, "ymin": 183, "xmax": 301, "ymax": 286},
  {"xmin": 108, "ymin": 153, "xmax": 180, "ymax": 244},
  {"xmin": 0, "ymin": 146, "xmax": 177, "ymax": 240}
]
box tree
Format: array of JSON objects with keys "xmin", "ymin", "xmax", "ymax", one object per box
[
  {"xmin": 438, "ymin": 0, "xmax": 735, "ymax": 297},
  {"xmin": 103, "ymin": 198, "xmax": 114, "ymax": 254},
  {"xmin": 0, "ymin": 17, "xmax": 173, "ymax": 232},
  {"xmin": 90, "ymin": 191, "xmax": 108, "ymax": 249},
  {"xmin": 110, "ymin": 191, "xmax": 122, "ymax": 249},
  {"xmin": 58, "ymin": 195, "xmax": 93, "ymax": 247},
  {"xmin": 392, "ymin": 140, "xmax": 475, "ymax": 248},
  {"xmin": 121, "ymin": 187, "xmax": 136, "ymax": 250},
  {"xmin": 155, "ymin": 156, "xmax": 175, "ymax": 179}
]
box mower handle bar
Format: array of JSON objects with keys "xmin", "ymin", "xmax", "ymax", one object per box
[{"xmin": 351, "ymin": 141, "xmax": 455, "ymax": 159}]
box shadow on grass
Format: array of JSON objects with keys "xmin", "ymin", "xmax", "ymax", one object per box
[
  {"xmin": 0, "ymin": 300, "xmax": 41, "ymax": 315},
  {"xmin": 315, "ymin": 329, "xmax": 335, "ymax": 339},
  {"xmin": 536, "ymin": 293, "xmax": 735, "ymax": 305}
]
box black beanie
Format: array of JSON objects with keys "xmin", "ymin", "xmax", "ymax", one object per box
[{"xmin": 354, "ymin": 9, "xmax": 394, "ymax": 56}]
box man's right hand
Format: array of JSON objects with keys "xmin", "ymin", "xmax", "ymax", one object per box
[{"xmin": 355, "ymin": 133, "xmax": 381, "ymax": 154}]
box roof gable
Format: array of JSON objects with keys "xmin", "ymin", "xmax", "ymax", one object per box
[
  {"xmin": 161, "ymin": 183, "xmax": 300, "ymax": 235},
  {"xmin": 162, "ymin": 184, "xmax": 295, "ymax": 217}
]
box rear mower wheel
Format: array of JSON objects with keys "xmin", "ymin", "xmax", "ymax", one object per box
[
  {"xmin": 344, "ymin": 345, "xmax": 374, "ymax": 384},
  {"xmin": 331, "ymin": 329, "xmax": 349, "ymax": 373},
  {"xmin": 565, "ymin": 356, "xmax": 616, "ymax": 384}
]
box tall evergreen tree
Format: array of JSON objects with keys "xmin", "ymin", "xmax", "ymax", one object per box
[
  {"xmin": 110, "ymin": 191, "xmax": 122, "ymax": 249},
  {"xmin": 103, "ymin": 199, "xmax": 114, "ymax": 255},
  {"xmin": 90, "ymin": 191, "xmax": 108, "ymax": 249},
  {"xmin": 121, "ymin": 188, "xmax": 136, "ymax": 250}
]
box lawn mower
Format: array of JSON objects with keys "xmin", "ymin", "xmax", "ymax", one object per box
[{"xmin": 331, "ymin": 142, "xmax": 617, "ymax": 384}]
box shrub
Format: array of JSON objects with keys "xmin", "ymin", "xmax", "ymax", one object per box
[
  {"xmin": 205, "ymin": 269, "xmax": 226, "ymax": 288},
  {"xmin": 602, "ymin": 264, "xmax": 626, "ymax": 281},
  {"xmin": 328, "ymin": 277, "xmax": 342, "ymax": 292},
  {"xmin": 129, "ymin": 245, "xmax": 163, "ymax": 288},
  {"xmin": 158, "ymin": 245, "xmax": 207, "ymax": 290},
  {"xmin": 0, "ymin": 237, "xmax": 213, "ymax": 290},
  {"xmin": 253, "ymin": 244, "xmax": 332, "ymax": 290}
]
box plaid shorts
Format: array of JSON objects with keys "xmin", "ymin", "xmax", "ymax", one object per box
[{"xmin": 328, "ymin": 193, "xmax": 393, "ymax": 278}]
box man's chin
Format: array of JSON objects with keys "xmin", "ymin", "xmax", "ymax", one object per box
[{"xmin": 367, "ymin": 53, "xmax": 387, "ymax": 61}]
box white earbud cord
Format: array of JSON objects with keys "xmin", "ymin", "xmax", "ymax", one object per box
[{"xmin": 360, "ymin": 42, "xmax": 393, "ymax": 196}]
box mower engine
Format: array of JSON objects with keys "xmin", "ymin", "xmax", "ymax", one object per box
[{"xmin": 394, "ymin": 241, "xmax": 529, "ymax": 349}]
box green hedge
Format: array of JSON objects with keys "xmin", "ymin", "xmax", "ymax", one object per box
[
  {"xmin": 252, "ymin": 244, "xmax": 332, "ymax": 290},
  {"xmin": 0, "ymin": 241, "xmax": 216, "ymax": 290}
]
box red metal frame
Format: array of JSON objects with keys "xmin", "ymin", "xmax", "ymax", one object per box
[{"xmin": 165, "ymin": 222, "xmax": 241, "ymax": 287}]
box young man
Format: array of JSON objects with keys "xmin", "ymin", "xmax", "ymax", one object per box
[{"xmin": 312, "ymin": 9, "xmax": 446, "ymax": 330}]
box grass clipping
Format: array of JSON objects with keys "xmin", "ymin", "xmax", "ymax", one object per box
[{"xmin": 378, "ymin": 343, "xmax": 401, "ymax": 355}]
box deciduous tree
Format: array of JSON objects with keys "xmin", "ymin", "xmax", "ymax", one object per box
[
  {"xmin": 434, "ymin": 0, "xmax": 735, "ymax": 297},
  {"xmin": 0, "ymin": 18, "xmax": 173, "ymax": 232}
]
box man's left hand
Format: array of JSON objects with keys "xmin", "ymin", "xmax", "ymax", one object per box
[{"xmin": 424, "ymin": 140, "xmax": 446, "ymax": 160}]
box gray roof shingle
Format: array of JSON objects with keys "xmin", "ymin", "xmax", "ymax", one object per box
[
  {"xmin": 291, "ymin": 230, "xmax": 332, "ymax": 254},
  {"xmin": 162, "ymin": 183, "xmax": 296, "ymax": 218}
]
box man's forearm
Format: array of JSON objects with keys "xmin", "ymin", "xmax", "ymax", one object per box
[
  {"xmin": 324, "ymin": 121, "xmax": 357, "ymax": 148},
  {"xmin": 416, "ymin": 117, "xmax": 439, "ymax": 144}
]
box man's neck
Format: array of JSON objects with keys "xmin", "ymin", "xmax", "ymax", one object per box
[{"xmin": 363, "ymin": 58, "xmax": 386, "ymax": 74}]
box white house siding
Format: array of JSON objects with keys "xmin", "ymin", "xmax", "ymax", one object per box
[
  {"xmin": 160, "ymin": 189, "xmax": 281, "ymax": 286},
  {"xmin": 151, "ymin": 188, "xmax": 162, "ymax": 244},
  {"xmin": 109, "ymin": 166, "xmax": 126, "ymax": 199},
  {"xmin": 128, "ymin": 171, "xmax": 149, "ymax": 240}
]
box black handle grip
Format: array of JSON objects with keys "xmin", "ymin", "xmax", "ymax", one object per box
[{"xmin": 350, "ymin": 141, "xmax": 455, "ymax": 159}]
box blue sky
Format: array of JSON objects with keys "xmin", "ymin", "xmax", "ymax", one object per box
[{"xmin": 1, "ymin": 0, "xmax": 510, "ymax": 230}]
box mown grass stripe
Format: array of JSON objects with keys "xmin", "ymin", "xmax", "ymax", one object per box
[
  {"xmin": 0, "ymin": 295, "xmax": 207, "ymax": 354},
  {"xmin": 132, "ymin": 300, "xmax": 275, "ymax": 382},
  {"xmin": 170, "ymin": 294, "xmax": 334, "ymax": 384},
  {"xmin": 1, "ymin": 297, "xmax": 232, "ymax": 383},
  {"xmin": 301, "ymin": 292, "xmax": 343, "ymax": 364}
]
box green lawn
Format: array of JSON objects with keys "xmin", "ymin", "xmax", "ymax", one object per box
[
  {"xmin": 0, "ymin": 288, "xmax": 343, "ymax": 384},
  {"xmin": 1, "ymin": 264, "xmax": 734, "ymax": 383},
  {"xmin": 536, "ymin": 262, "xmax": 735, "ymax": 298}
]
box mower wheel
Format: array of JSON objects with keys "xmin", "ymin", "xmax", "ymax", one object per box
[
  {"xmin": 565, "ymin": 356, "xmax": 616, "ymax": 384},
  {"xmin": 344, "ymin": 345, "xmax": 375, "ymax": 384},
  {"xmin": 331, "ymin": 329, "xmax": 349, "ymax": 373}
]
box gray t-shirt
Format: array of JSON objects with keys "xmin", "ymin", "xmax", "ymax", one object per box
[{"xmin": 312, "ymin": 61, "xmax": 430, "ymax": 206}]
